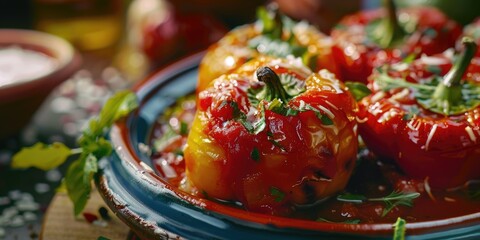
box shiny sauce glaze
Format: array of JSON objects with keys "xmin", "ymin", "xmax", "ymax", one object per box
[{"xmin": 149, "ymin": 97, "xmax": 480, "ymax": 224}]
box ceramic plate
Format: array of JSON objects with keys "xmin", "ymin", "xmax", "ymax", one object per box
[{"xmin": 96, "ymin": 52, "xmax": 480, "ymax": 240}]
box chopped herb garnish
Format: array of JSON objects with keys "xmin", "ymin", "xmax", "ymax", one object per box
[
  {"xmin": 266, "ymin": 131, "xmax": 286, "ymax": 151},
  {"xmin": 468, "ymin": 187, "xmax": 480, "ymax": 200},
  {"xmin": 300, "ymin": 104, "xmax": 334, "ymax": 125},
  {"xmin": 402, "ymin": 105, "xmax": 420, "ymax": 121},
  {"xmin": 319, "ymin": 114, "xmax": 334, "ymax": 126},
  {"xmin": 270, "ymin": 187, "xmax": 285, "ymax": 202},
  {"xmin": 425, "ymin": 65, "xmax": 442, "ymax": 75},
  {"xmin": 251, "ymin": 147, "xmax": 260, "ymax": 162},
  {"xmin": 393, "ymin": 217, "xmax": 407, "ymax": 240},
  {"xmin": 337, "ymin": 190, "xmax": 420, "ymax": 217},
  {"xmin": 153, "ymin": 126, "xmax": 181, "ymax": 152},
  {"xmin": 336, "ymin": 193, "xmax": 367, "ymax": 203},
  {"xmin": 180, "ymin": 121, "xmax": 188, "ymax": 135},
  {"xmin": 268, "ymin": 99, "xmax": 299, "ymax": 116},
  {"xmin": 249, "ymin": 6, "xmax": 313, "ymax": 67},
  {"xmin": 345, "ymin": 81, "xmax": 372, "ymax": 101},
  {"xmin": 370, "ymin": 191, "xmax": 420, "ymax": 217},
  {"xmin": 269, "ymin": 138, "xmax": 286, "ymax": 151},
  {"xmin": 375, "ymin": 38, "xmax": 480, "ymax": 116},
  {"xmin": 316, "ymin": 217, "xmax": 360, "ymax": 224},
  {"xmin": 402, "ymin": 53, "xmax": 416, "ymax": 64}
]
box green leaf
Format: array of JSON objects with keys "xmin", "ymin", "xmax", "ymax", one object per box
[
  {"xmin": 375, "ymin": 72, "xmax": 435, "ymax": 92},
  {"xmin": 270, "ymin": 187, "xmax": 285, "ymax": 202},
  {"xmin": 393, "ymin": 217, "xmax": 407, "ymax": 240},
  {"xmin": 337, "ymin": 191, "xmax": 420, "ymax": 216},
  {"xmin": 345, "ymin": 82, "xmax": 372, "ymax": 101},
  {"xmin": 279, "ymin": 74, "xmax": 306, "ymax": 97},
  {"xmin": 369, "ymin": 191, "xmax": 420, "ymax": 217},
  {"xmin": 268, "ymin": 99, "xmax": 299, "ymax": 116},
  {"xmin": 83, "ymin": 154, "xmax": 98, "ymax": 180},
  {"xmin": 336, "ymin": 193, "xmax": 367, "ymax": 203},
  {"xmin": 89, "ymin": 90, "xmax": 138, "ymax": 136},
  {"xmin": 12, "ymin": 90, "xmax": 139, "ymax": 217},
  {"xmin": 11, "ymin": 142, "xmax": 73, "ymax": 171},
  {"xmin": 402, "ymin": 105, "xmax": 420, "ymax": 121},
  {"xmin": 249, "ymin": 36, "xmax": 307, "ymax": 59},
  {"xmin": 97, "ymin": 236, "xmax": 111, "ymax": 240},
  {"xmin": 65, "ymin": 156, "xmax": 91, "ymax": 216},
  {"xmin": 416, "ymin": 80, "xmax": 480, "ymax": 116},
  {"xmin": 257, "ymin": 6, "xmax": 278, "ymax": 37},
  {"xmin": 80, "ymin": 136, "xmax": 112, "ymax": 158}
]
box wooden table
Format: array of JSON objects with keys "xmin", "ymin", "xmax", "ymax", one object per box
[{"xmin": 41, "ymin": 189, "xmax": 130, "ymax": 240}]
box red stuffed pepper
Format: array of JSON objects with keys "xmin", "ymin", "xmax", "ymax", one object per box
[
  {"xmin": 357, "ymin": 38, "xmax": 480, "ymax": 188},
  {"xmin": 331, "ymin": 0, "xmax": 461, "ymax": 83},
  {"xmin": 184, "ymin": 57, "xmax": 358, "ymax": 215},
  {"xmin": 197, "ymin": 5, "xmax": 337, "ymax": 93}
]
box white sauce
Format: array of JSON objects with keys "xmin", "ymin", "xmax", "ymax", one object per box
[{"xmin": 0, "ymin": 46, "xmax": 57, "ymax": 87}]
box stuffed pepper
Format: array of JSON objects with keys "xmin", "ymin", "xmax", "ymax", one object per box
[
  {"xmin": 331, "ymin": 0, "xmax": 461, "ymax": 83},
  {"xmin": 197, "ymin": 5, "xmax": 337, "ymax": 93},
  {"xmin": 184, "ymin": 57, "xmax": 358, "ymax": 215},
  {"xmin": 357, "ymin": 38, "xmax": 480, "ymax": 188}
]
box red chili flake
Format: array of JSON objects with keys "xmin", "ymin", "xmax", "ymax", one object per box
[{"xmin": 82, "ymin": 212, "xmax": 99, "ymax": 223}]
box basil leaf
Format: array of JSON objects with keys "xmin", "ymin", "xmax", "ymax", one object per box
[
  {"xmin": 66, "ymin": 156, "xmax": 91, "ymax": 216},
  {"xmin": 83, "ymin": 154, "xmax": 98, "ymax": 180},
  {"xmin": 11, "ymin": 142, "xmax": 72, "ymax": 171},
  {"xmin": 89, "ymin": 90, "xmax": 138, "ymax": 136},
  {"xmin": 79, "ymin": 136, "xmax": 112, "ymax": 158},
  {"xmin": 345, "ymin": 82, "xmax": 372, "ymax": 101}
]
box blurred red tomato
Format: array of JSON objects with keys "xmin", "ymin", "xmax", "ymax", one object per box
[{"xmin": 139, "ymin": 1, "xmax": 228, "ymax": 67}]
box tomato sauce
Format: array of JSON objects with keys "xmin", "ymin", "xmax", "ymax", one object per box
[{"xmin": 150, "ymin": 97, "xmax": 480, "ymax": 224}]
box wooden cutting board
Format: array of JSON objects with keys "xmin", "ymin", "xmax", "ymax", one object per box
[{"xmin": 41, "ymin": 188, "xmax": 130, "ymax": 240}]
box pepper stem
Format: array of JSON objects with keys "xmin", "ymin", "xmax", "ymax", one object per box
[
  {"xmin": 256, "ymin": 67, "xmax": 290, "ymax": 102},
  {"xmin": 370, "ymin": 0, "xmax": 406, "ymax": 49},
  {"xmin": 431, "ymin": 37, "xmax": 477, "ymax": 112}
]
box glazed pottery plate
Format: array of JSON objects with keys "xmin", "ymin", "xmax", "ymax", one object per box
[{"xmin": 96, "ymin": 52, "xmax": 480, "ymax": 240}]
